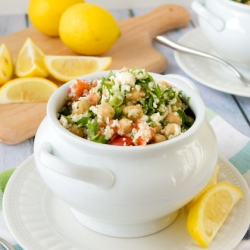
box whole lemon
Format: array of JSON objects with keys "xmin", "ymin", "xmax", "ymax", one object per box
[
  {"xmin": 59, "ymin": 3, "xmax": 121, "ymax": 55},
  {"xmin": 28, "ymin": 0, "xmax": 83, "ymax": 37}
]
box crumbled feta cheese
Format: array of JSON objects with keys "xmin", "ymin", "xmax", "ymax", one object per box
[
  {"xmin": 121, "ymin": 84, "xmax": 131, "ymax": 93},
  {"xmin": 59, "ymin": 116, "xmax": 72, "ymax": 129},
  {"xmin": 116, "ymin": 71, "xmax": 136, "ymax": 86},
  {"xmin": 111, "ymin": 119, "xmax": 120, "ymax": 128},
  {"xmin": 158, "ymin": 104, "xmax": 167, "ymax": 113},
  {"xmin": 169, "ymin": 98, "xmax": 177, "ymax": 105},
  {"xmin": 151, "ymin": 112, "xmax": 162, "ymax": 124},
  {"xmin": 131, "ymin": 68, "xmax": 148, "ymax": 79},
  {"xmin": 71, "ymin": 112, "xmax": 90, "ymax": 122},
  {"xmin": 71, "ymin": 114, "xmax": 83, "ymax": 122},
  {"xmin": 128, "ymin": 108, "xmax": 140, "ymax": 118},
  {"xmin": 68, "ymin": 80, "xmax": 78, "ymax": 97},
  {"xmin": 148, "ymin": 82, "xmax": 154, "ymax": 90},
  {"xmin": 71, "ymin": 101, "xmax": 78, "ymax": 111},
  {"xmin": 103, "ymin": 125, "xmax": 114, "ymax": 140},
  {"xmin": 89, "ymin": 106, "xmax": 97, "ymax": 114},
  {"xmin": 132, "ymin": 121, "xmax": 152, "ymax": 144},
  {"xmin": 135, "ymin": 85, "xmax": 141, "ymax": 91}
]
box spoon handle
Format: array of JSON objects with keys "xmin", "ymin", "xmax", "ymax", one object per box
[
  {"xmin": 0, "ymin": 238, "xmax": 15, "ymax": 250},
  {"xmin": 155, "ymin": 35, "xmax": 249, "ymax": 86}
]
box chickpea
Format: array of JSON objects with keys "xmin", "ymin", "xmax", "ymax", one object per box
[
  {"xmin": 126, "ymin": 87, "xmax": 145, "ymax": 102},
  {"xmin": 68, "ymin": 124, "xmax": 84, "ymax": 137},
  {"xmin": 97, "ymin": 102, "xmax": 115, "ymax": 122},
  {"xmin": 158, "ymin": 81, "xmax": 170, "ymax": 90},
  {"xmin": 118, "ymin": 118, "xmax": 133, "ymax": 135},
  {"xmin": 123, "ymin": 105, "xmax": 143, "ymax": 121},
  {"xmin": 164, "ymin": 112, "xmax": 182, "ymax": 125},
  {"xmin": 160, "ymin": 80, "xmax": 170, "ymax": 87},
  {"xmin": 72, "ymin": 99, "xmax": 91, "ymax": 115},
  {"xmin": 163, "ymin": 123, "xmax": 181, "ymax": 138},
  {"xmin": 153, "ymin": 134, "xmax": 167, "ymax": 143},
  {"xmin": 152, "ymin": 124, "xmax": 162, "ymax": 134},
  {"xmin": 176, "ymin": 101, "xmax": 183, "ymax": 108}
]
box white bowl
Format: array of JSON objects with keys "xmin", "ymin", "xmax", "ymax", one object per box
[
  {"xmin": 192, "ymin": 0, "xmax": 250, "ymax": 72},
  {"xmin": 34, "ymin": 71, "xmax": 218, "ymax": 238}
]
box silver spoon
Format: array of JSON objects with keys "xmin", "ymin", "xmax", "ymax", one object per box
[
  {"xmin": 0, "ymin": 238, "xmax": 15, "ymax": 250},
  {"xmin": 155, "ymin": 35, "xmax": 250, "ymax": 87}
]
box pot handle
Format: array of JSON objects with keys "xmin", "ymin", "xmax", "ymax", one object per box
[
  {"xmin": 38, "ymin": 142, "xmax": 115, "ymax": 189},
  {"xmin": 191, "ymin": 0, "xmax": 225, "ymax": 31}
]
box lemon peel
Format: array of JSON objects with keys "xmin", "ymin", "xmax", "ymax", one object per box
[
  {"xmin": 59, "ymin": 3, "xmax": 121, "ymax": 55},
  {"xmin": 28, "ymin": 0, "xmax": 83, "ymax": 37},
  {"xmin": 187, "ymin": 182, "xmax": 243, "ymax": 247},
  {"xmin": 44, "ymin": 55, "xmax": 112, "ymax": 82},
  {"xmin": 15, "ymin": 38, "xmax": 48, "ymax": 78},
  {"xmin": 0, "ymin": 44, "xmax": 14, "ymax": 85},
  {"xmin": 0, "ymin": 77, "xmax": 58, "ymax": 103}
]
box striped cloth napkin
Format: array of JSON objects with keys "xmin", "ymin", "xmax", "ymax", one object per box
[{"xmin": 0, "ymin": 108, "xmax": 249, "ymax": 250}]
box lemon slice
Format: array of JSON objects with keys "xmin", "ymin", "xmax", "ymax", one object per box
[
  {"xmin": 0, "ymin": 44, "xmax": 14, "ymax": 85},
  {"xmin": 44, "ymin": 55, "xmax": 112, "ymax": 82},
  {"xmin": 15, "ymin": 38, "xmax": 49, "ymax": 78},
  {"xmin": 186, "ymin": 164, "xmax": 221, "ymax": 211},
  {"xmin": 187, "ymin": 182, "xmax": 243, "ymax": 247},
  {"xmin": 0, "ymin": 77, "xmax": 58, "ymax": 103}
]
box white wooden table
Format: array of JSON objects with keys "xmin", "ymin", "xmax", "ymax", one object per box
[{"xmin": 0, "ymin": 6, "xmax": 250, "ymax": 172}]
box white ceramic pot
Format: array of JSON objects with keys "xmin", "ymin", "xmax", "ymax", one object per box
[
  {"xmin": 34, "ymin": 72, "xmax": 218, "ymax": 238},
  {"xmin": 191, "ymin": 0, "xmax": 250, "ymax": 71}
]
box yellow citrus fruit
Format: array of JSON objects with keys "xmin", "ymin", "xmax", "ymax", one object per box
[
  {"xmin": 15, "ymin": 38, "xmax": 49, "ymax": 78},
  {"xmin": 28, "ymin": 0, "xmax": 83, "ymax": 37},
  {"xmin": 187, "ymin": 182, "xmax": 243, "ymax": 248},
  {"xmin": 44, "ymin": 55, "xmax": 112, "ymax": 82},
  {"xmin": 59, "ymin": 3, "xmax": 121, "ymax": 55},
  {"xmin": 0, "ymin": 44, "xmax": 14, "ymax": 85},
  {"xmin": 0, "ymin": 77, "xmax": 58, "ymax": 103},
  {"xmin": 186, "ymin": 164, "xmax": 221, "ymax": 211}
]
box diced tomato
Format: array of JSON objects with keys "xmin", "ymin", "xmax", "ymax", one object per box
[
  {"xmin": 135, "ymin": 119, "xmax": 140, "ymax": 130},
  {"xmin": 137, "ymin": 136, "xmax": 146, "ymax": 146},
  {"xmin": 109, "ymin": 136, "xmax": 133, "ymax": 146},
  {"xmin": 68, "ymin": 79, "xmax": 90, "ymax": 101},
  {"xmin": 109, "ymin": 120, "xmax": 118, "ymax": 133},
  {"xmin": 89, "ymin": 80, "xmax": 98, "ymax": 90},
  {"xmin": 149, "ymin": 127, "xmax": 156, "ymax": 140},
  {"xmin": 135, "ymin": 120, "xmax": 155, "ymax": 145},
  {"xmin": 89, "ymin": 92, "xmax": 100, "ymax": 105}
]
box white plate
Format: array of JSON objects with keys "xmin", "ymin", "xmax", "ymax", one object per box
[
  {"xmin": 3, "ymin": 155, "xmax": 250, "ymax": 250},
  {"xmin": 174, "ymin": 28, "xmax": 250, "ymax": 97}
]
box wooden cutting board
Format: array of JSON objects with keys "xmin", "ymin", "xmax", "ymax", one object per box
[{"xmin": 0, "ymin": 4, "xmax": 190, "ymax": 145}]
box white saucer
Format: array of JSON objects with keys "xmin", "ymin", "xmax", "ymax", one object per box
[
  {"xmin": 174, "ymin": 28, "xmax": 250, "ymax": 97},
  {"xmin": 3, "ymin": 155, "xmax": 250, "ymax": 250}
]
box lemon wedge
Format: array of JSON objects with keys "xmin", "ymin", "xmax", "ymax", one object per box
[
  {"xmin": 0, "ymin": 44, "xmax": 14, "ymax": 85},
  {"xmin": 186, "ymin": 164, "xmax": 221, "ymax": 211},
  {"xmin": 0, "ymin": 77, "xmax": 58, "ymax": 103},
  {"xmin": 44, "ymin": 55, "xmax": 112, "ymax": 82},
  {"xmin": 15, "ymin": 38, "xmax": 49, "ymax": 78},
  {"xmin": 187, "ymin": 182, "xmax": 243, "ymax": 248}
]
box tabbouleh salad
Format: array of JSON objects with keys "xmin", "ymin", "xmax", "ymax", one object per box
[
  {"xmin": 232, "ymin": 0, "xmax": 250, "ymax": 4},
  {"xmin": 58, "ymin": 68, "xmax": 195, "ymax": 146}
]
